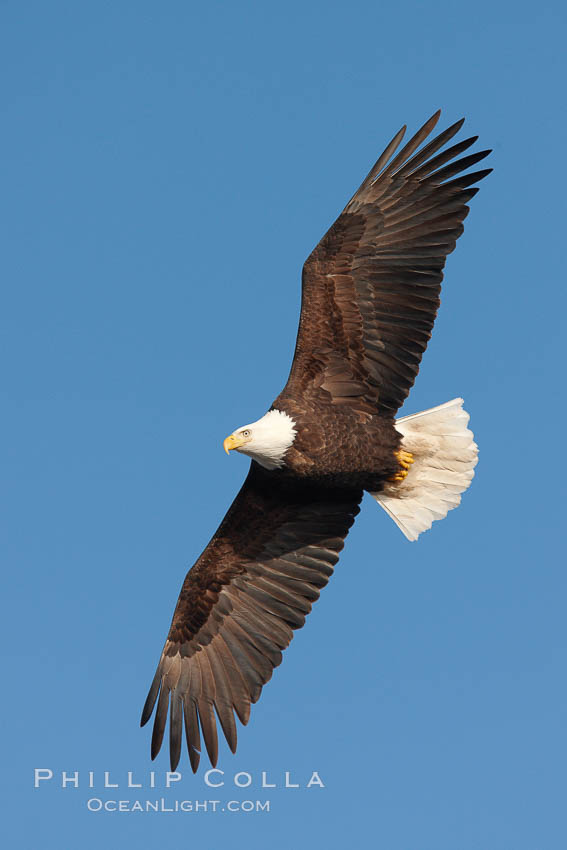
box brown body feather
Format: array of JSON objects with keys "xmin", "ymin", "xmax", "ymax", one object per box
[
  {"xmin": 274, "ymin": 400, "xmax": 401, "ymax": 489},
  {"xmin": 141, "ymin": 110, "xmax": 491, "ymax": 770}
]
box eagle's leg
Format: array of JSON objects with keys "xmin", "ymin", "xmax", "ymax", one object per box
[{"xmin": 389, "ymin": 449, "xmax": 414, "ymax": 482}]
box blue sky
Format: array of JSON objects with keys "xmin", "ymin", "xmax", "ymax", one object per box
[{"xmin": 2, "ymin": 1, "xmax": 566, "ymax": 847}]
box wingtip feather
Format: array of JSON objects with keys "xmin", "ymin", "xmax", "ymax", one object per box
[{"xmin": 140, "ymin": 669, "xmax": 161, "ymax": 727}]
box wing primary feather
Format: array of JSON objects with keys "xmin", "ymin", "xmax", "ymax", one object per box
[
  {"xmin": 440, "ymin": 167, "xmax": 493, "ymax": 189},
  {"xmin": 197, "ymin": 699, "xmax": 219, "ymax": 767},
  {"xmin": 140, "ymin": 667, "xmax": 161, "ymax": 727},
  {"xmin": 169, "ymin": 692, "xmax": 183, "ymax": 771},
  {"xmin": 407, "ymin": 136, "xmax": 479, "ymax": 180},
  {"xmin": 395, "ymin": 118, "xmax": 466, "ymax": 176},
  {"xmin": 379, "ymin": 110, "xmax": 441, "ymax": 178},
  {"xmin": 424, "ymin": 150, "xmax": 492, "ymax": 184},
  {"xmin": 352, "ymin": 125, "xmax": 407, "ymax": 198},
  {"xmin": 215, "ymin": 634, "xmax": 252, "ymax": 725},
  {"xmin": 183, "ymin": 697, "xmax": 202, "ymax": 774},
  {"xmin": 151, "ymin": 685, "xmax": 169, "ymax": 760},
  {"xmin": 379, "ymin": 193, "xmax": 475, "ymax": 233},
  {"xmin": 196, "ymin": 650, "xmax": 220, "ymax": 766},
  {"xmin": 205, "ymin": 647, "xmax": 238, "ymax": 753}
]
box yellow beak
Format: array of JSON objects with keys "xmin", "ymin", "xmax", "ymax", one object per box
[{"xmin": 223, "ymin": 433, "xmax": 246, "ymax": 454}]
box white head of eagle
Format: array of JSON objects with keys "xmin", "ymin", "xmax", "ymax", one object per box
[{"xmin": 223, "ymin": 409, "xmax": 297, "ymax": 470}]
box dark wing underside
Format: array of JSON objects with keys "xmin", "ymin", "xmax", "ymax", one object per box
[
  {"xmin": 141, "ymin": 462, "xmax": 361, "ymax": 771},
  {"xmin": 278, "ymin": 110, "xmax": 491, "ymax": 416}
]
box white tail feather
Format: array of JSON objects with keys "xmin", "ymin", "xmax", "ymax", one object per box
[{"xmin": 371, "ymin": 398, "xmax": 478, "ymax": 541}]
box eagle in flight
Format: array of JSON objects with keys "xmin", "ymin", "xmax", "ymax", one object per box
[{"xmin": 141, "ymin": 110, "xmax": 491, "ymax": 772}]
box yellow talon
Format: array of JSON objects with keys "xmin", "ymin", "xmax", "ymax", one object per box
[
  {"xmin": 389, "ymin": 449, "xmax": 415, "ymax": 482},
  {"xmin": 397, "ymin": 450, "xmax": 414, "ymax": 469}
]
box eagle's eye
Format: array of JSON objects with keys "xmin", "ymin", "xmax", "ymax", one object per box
[{"xmin": 242, "ymin": 429, "xmax": 251, "ymax": 438}]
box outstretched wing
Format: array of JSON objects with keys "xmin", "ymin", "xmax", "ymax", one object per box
[
  {"xmin": 141, "ymin": 462, "xmax": 361, "ymax": 771},
  {"xmin": 279, "ymin": 110, "xmax": 491, "ymax": 416}
]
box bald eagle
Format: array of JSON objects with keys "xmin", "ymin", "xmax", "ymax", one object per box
[{"xmin": 141, "ymin": 110, "xmax": 491, "ymax": 772}]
